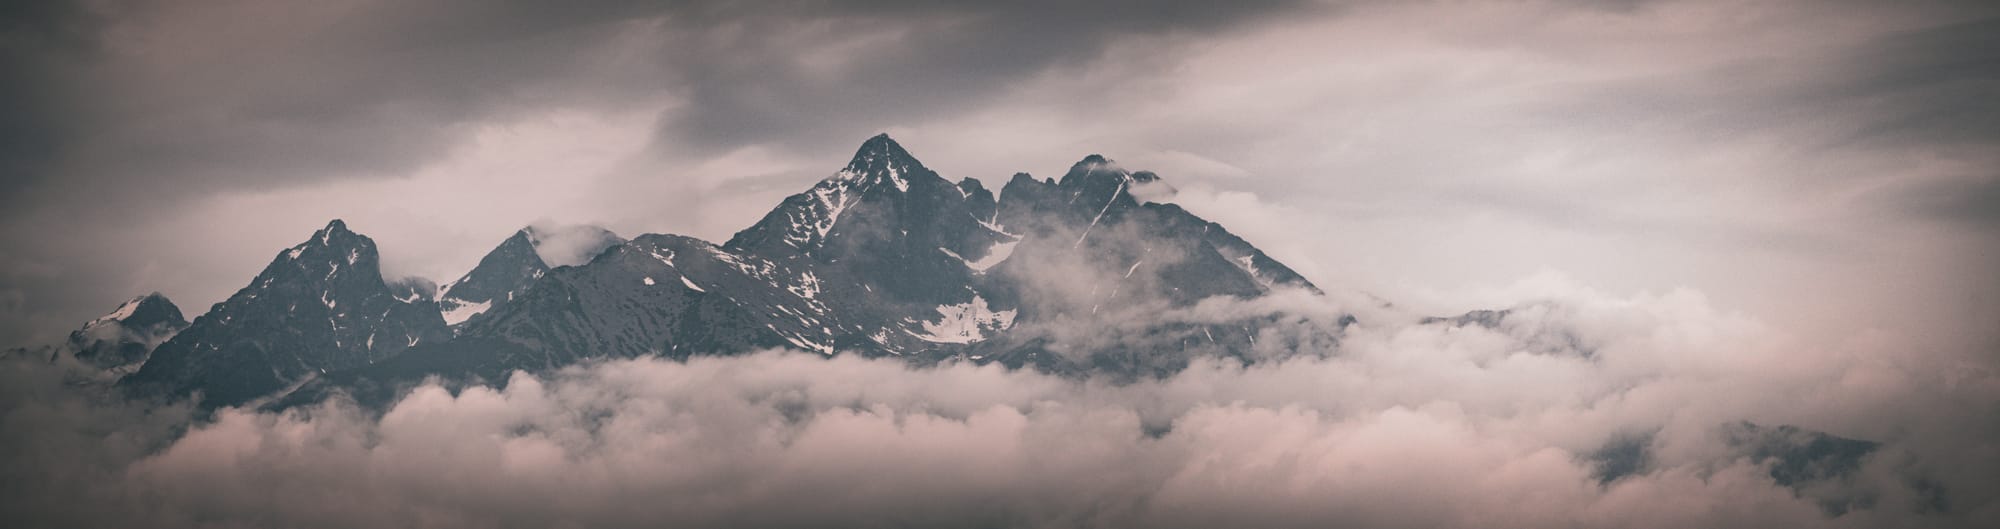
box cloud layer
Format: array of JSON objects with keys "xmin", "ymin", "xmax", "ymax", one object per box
[{"xmin": 4, "ymin": 275, "xmax": 1994, "ymax": 528}]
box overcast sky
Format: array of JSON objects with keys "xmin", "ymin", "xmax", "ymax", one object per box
[{"xmin": 2, "ymin": 0, "xmax": 1994, "ymax": 351}]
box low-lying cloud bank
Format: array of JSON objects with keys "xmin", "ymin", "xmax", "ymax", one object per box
[{"xmin": 3, "ymin": 276, "xmax": 1995, "ymax": 528}]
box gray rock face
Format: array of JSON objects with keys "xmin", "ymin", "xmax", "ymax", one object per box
[
  {"xmin": 965, "ymin": 152, "xmax": 1322, "ymax": 375},
  {"xmin": 464, "ymin": 233, "xmax": 850, "ymax": 363},
  {"xmin": 435, "ymin": 225, "xmax": 623, "ymax": 328},
  {"xmin": 122, "ymin": 220, "xmax": 449, "ymax": 407},
  {"xmin": 435, "ymin": 230, "xmax": 546, "ymax": 327},
  {"xmin": 725, "ymin": 133, "xmax": 1012, "ymax": 331}
]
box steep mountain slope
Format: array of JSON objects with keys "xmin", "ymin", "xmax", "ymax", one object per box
[
  {"xmin": 461, "ymin": 233, "xmax": 852, "ymax": 362},
  {"xmin": 726, "ymin": 134, "xmax": 1011, "ymax": 311},
  {"xmin": 956, "ymin": 154, "xmax": 1323, "ymax": 374},
  {"xmin": 282, "ymin": 232, "xmax": 866, "ymax": 407},
  {"xmin": 122, "ymin": 220, "xmax": 449, "ymax": 406},
  {"xmin": 724, "ymin": 135, "xmax": 1028, "ymax": 353},
  {"xmin": 434, "ymin": 225, "xmax": 623, "ymax": 327}
]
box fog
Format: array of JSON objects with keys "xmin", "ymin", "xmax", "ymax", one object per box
[{"xmin": 5, "ymin": 275, "xmax": 1993, "ymax": 528}]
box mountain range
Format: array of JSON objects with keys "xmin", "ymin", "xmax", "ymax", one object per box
[
  {"xmin": 27, "ymin": 135, "xmax": 1328, "ymax": 409},
  {"xmin": 8, "ymin": 134, "xmax": 1887, "ymax": 502}
]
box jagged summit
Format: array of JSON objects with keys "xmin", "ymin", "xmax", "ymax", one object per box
[
  {"xmin": 436, "ymin": 230, "xmax": 543, "ymax": 325},
  {"xmin": 64, "ymin": 293, "xmax": 188, "ymax": 371},
  {"xmin": 86, "ymin": 293, "xmax": 182, "ymax": 328},
  {"xmin": 729, "ymin": 134, "xmax": 992, "ymax": 260},
  {"xmin": 488, "ymin": 229, "xmax": 549, "ymax": 268},
  {"xmin": 827, "ymin": 133, "xmax": 929, "ymax": 192},
  {"xmin": 306, "ymin": 219, "xmax": 362, "ymax": 248},
  {"xmin": 1022, "ymin": 153, "xmax": 1143, "ymax": 228},
  {"xmin": 501, "ymin": 229, "xmax": 544, "ymax": 259},
  {"xmin": 279, "ymin": 219, "xmax": 371, "ymax": 267},
  {"xmin": 123, "ymin": 220, "xmax": 448, "ymax": 407},
  {"xmin": 436, "ymin": 224, "xmax": 622, "ymax": 327},
  {"xmin": 852, "ymin": 132, "xmax": 920, "ymax": 165},
  {"xmin": 1059, "ymin": 154, "xmax": 1132, "ymax": 187},
  {"xmin": 513, "ymin": 227, "xmax": 549, "ymax": 247}
]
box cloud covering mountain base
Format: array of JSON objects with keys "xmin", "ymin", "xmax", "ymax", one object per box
[{"xmin": 3, "ymin": 275, "xmax": 1995, "ymax": 529}]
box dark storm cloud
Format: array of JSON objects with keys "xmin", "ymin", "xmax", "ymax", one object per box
[
  {"xmin": 1834, "ymin": 15, "xmax": 2000, "ymax": 227},
  {"xmin": 1, "ymin": 0, "xmax": 1308, "ymax": 202},
  {"xmin": 645, "ymin": 0, "xmax": 1312, "ymax": 154},
  {"xmin": 0, "ymin": 0, "xmax": 103, "ymax": 191},
  {"xmin": 1520, "ymin": 4, "xmax": 1992, "ymax": 180},
  {"xmin": 1827, "ymin": 15, "xmax": 2000, "ymax": 150},
  {"xmin": 5, "ymin": 0, "xmax": 665, "ymax": 200}
]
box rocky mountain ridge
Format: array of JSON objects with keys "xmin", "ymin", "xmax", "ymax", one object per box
[{"xmin": 88, "ymin": 134, "xmax": 1327, "ymax": 408}]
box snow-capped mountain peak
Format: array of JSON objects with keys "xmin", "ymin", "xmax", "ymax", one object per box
[
  {"xmin": 725, "ymin": 133, "xmax": 988, "ymax": 260},
  {"xmin": 85, "ymin": 292, "xmax": 180, "ymax": 329},
  {"xmin": 835, "ymin": 133, "xmax": 924, "ymax": 191},
  {"xmin": 62, "ymin": 293, "xmax": 188, "ymax": 372}
]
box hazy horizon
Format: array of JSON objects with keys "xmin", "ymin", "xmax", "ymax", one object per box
[{"xmin": 2, "ymin": 1, "xmax": 1996, "ymax": 527}]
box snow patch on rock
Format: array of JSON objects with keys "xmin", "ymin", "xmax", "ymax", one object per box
[{"xmin": 909, "ymin": 295, "xmax": 1015, "ymax": 344}]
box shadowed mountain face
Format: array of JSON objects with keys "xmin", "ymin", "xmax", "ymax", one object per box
[
  {"xmin": 121, "ymin": 220, "xmax": 450, "ymax": 406},
  {"xmin": 115, "ymin": 135, "xmax": 1331, "ymax": 409},
  {"xmin": 435, "ymin": 226, "xmax": 624, "ymax": 328},
  {"xmin": 720, "ymin": 134, "xmax": 1014, "ymax": 352}
]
